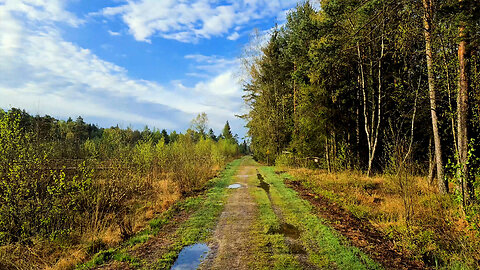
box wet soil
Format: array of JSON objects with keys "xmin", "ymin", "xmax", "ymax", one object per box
[
  {"xmin": 257, "ymin": 171, "xmax": 270, "ymax": 194},
  {"xmin": 286, "ymin": 178, "xmax": 427, "ymax": 270}
]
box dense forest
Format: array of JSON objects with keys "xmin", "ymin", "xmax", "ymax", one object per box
[
  {"xmin": 0, "ymin": 108, "xmax": 242, "ymax": 267},
  {"xmin": 241, "ymin": 0, "xmax": 480, "ymax": 267},
  {"xmin": 243, "ymin": 0, "xmax": 480, "ymax": 203}
]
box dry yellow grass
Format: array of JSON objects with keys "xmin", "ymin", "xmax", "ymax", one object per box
[
  {"xmin": 0, "ymin": 175, "xmax": 183, "ymax": 270},
  {"xmin": 48, "ymin": 249, "xmax": 86, "ymax": 270},
  {"xmin": 287, "ymin": 168, "xmax": 480, "ymax": 268}
]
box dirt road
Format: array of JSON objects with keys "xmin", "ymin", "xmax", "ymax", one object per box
[
  {"xmin": 199, "ymin": 164, "xmax": 257, "ymax": 269},
  {"xmin": 86, "ymin": 157, "xmax": 423, "ymax": 269}
]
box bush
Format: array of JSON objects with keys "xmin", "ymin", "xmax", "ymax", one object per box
[{"xmin": 0, "ymin": 111, "xmax": 94, "ymax": 243}]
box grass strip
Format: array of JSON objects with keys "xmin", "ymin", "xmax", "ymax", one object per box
[
  {"xmin": 151, "ymin": 157, "xmax": 242, "ymax": 269},
  {"xmin": 247, "ymin": 164, "xmax": 301, "ymax": 270},
  {"xmin": 260, "ymin": 166, "xmax": 382, "ymax": 270}
]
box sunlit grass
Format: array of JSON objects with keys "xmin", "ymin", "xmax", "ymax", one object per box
[
  {"xmin": 287, "ymin": 168, "xmax": 480, "ymax": 269},
  {"xmin": 261, "ymin": 167, "xmax": 382, "ymax": 270}
]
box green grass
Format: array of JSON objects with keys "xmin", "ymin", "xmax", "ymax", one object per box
[
  {"xmin": 78, "ymin": 248, "xmax": 141, "ymax": 269},
  {"xmin": 151, "ymin": 157, "xmax": 242, "ymax": 269},
  {"xmin": 260, "ymin": 166, "xmax": 382, "ymax": 270},
  {"xmin": 248, "ymin": 170, "xmax": 301, "ymax": 270}
]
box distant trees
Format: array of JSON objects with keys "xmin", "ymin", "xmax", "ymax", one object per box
[{"xmin": 221, "ymin": 121, "xmax": 235, "ymax": 142}]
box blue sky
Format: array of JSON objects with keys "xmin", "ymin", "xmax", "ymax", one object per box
[{"xmin": 0, "ymin": 0, "xmax": 301, "ymax": 138}]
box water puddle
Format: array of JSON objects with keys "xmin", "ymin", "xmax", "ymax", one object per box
[
  {"xmin": 227, "ymin": 183, "xmax": 242, "ymax": 189},
  {"xmin": 257, "ymin": 172, "xmax": 270, "ymax": 194},
  {"xmin": 171, "ymin": 243, "xmax": 210, "ymax": 270}
]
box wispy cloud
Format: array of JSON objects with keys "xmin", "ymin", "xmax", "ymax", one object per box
[
  {"xmin": 99, "ymin": 0, "xmax": 299, "ymax": 43},
  {"xmin": 108, "ymin": 30, "xmax": 121, "ymax": 36},
  {"xmin": 185, "ymin": 54, "xmax": 239, "ymax": 74}
]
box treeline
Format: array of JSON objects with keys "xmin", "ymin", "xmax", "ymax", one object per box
[
  {"xmin": 243, "ymin": 1, "xmax": 480, "ymax": 200},
  {"xmin": 0, "ymin": 108, "xmax": 241, "ymax": 246}
]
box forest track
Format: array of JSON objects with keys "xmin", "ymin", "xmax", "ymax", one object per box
[
  {"xmin": 85, "ymin": 158, "xmax": 405, "ymax": 269},
  {"xmin": 286, "ymin": 178, "xmax": 427, "ymax": 270},
  {"xmin": 199, "ymin": 165, "xmax": 257, "ymax": 270}
]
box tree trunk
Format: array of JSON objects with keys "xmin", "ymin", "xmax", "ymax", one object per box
[
  {"xmin": 428, "ymin": 138, "xmax": 436, "ymax": 184},
  {"xmin": 457, "ymin": 16, "xmax": 471, "ymax": 205},
  {"xmin": 356, "ymin": 76, "xmax": 361, "ymax": 167},
  {"xmin": 402, "ymin": 76, "xmax": 420, "ymax": 165},
  {"xmin": 368, "ymin": 30, "xmax": 384, "ymax": 177},
  {"xmin": 325, "ymin": 136, "xmax": 331, "ymax": 173},
  {"xmin": 423, "ymin": 0, "xmax": 447, "ymax": 194}
]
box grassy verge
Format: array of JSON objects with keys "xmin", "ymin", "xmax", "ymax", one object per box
[
  {"xmin": 259, "ymin": 166, "xmax": 381, "ymax": 270},
  {"xmin": 248, "ymin": 169, "xmax": 300, "ymax": 270},
  {"xmin": 77, "ymin": 158, "xmax": 242, "ymax": 269}
]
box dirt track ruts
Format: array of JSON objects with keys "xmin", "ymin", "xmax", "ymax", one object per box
[{"xmin": 286, "ymin": 179, "xmax": 427, "ymax": 270}]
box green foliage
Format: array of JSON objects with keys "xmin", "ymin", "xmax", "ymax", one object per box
[
  {"xmin": 241, "ymin": 0, "xmax": 480, "ymax": 178},
  {"xmin": 0, "ymin": 109, "xmax": 240, "ymax": 247},
  {"xmin": 0, "ymin": 110, "xmax": 94, "ymax": 243},
  {"xmin": 190, "ymin": 112, "xmax": 209, "ymax": 139}
]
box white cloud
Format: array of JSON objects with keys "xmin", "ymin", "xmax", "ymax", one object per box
[
  {"xmin": 99, "ymin": 0, "xmax": 299, "ymax": 43},
  {"xmin": 0, "ymin": 0, "xmax": 245, "ymax": 131},
  {"xmin": 108, "ymin": 30, "xmax": 121, "ymax": 36},
  {"xmin": 1, "ymin": 0, "xmax": 82, "ymax": 26},
  {"xmin": 227, "ymin": 32, "xmax": 240, "ymax": 41},
  {"xmin": 185, "ymin": 54, "xmax": 239, "ymax": 74}
]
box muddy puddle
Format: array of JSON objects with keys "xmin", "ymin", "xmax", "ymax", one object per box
[
  {"xmin": 227, "ymin": 183, "xmax": 242, "ymax": 189},
  {"xmin": 171, "ymin": 243, "xmax": 209, "ymax": 270}
]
